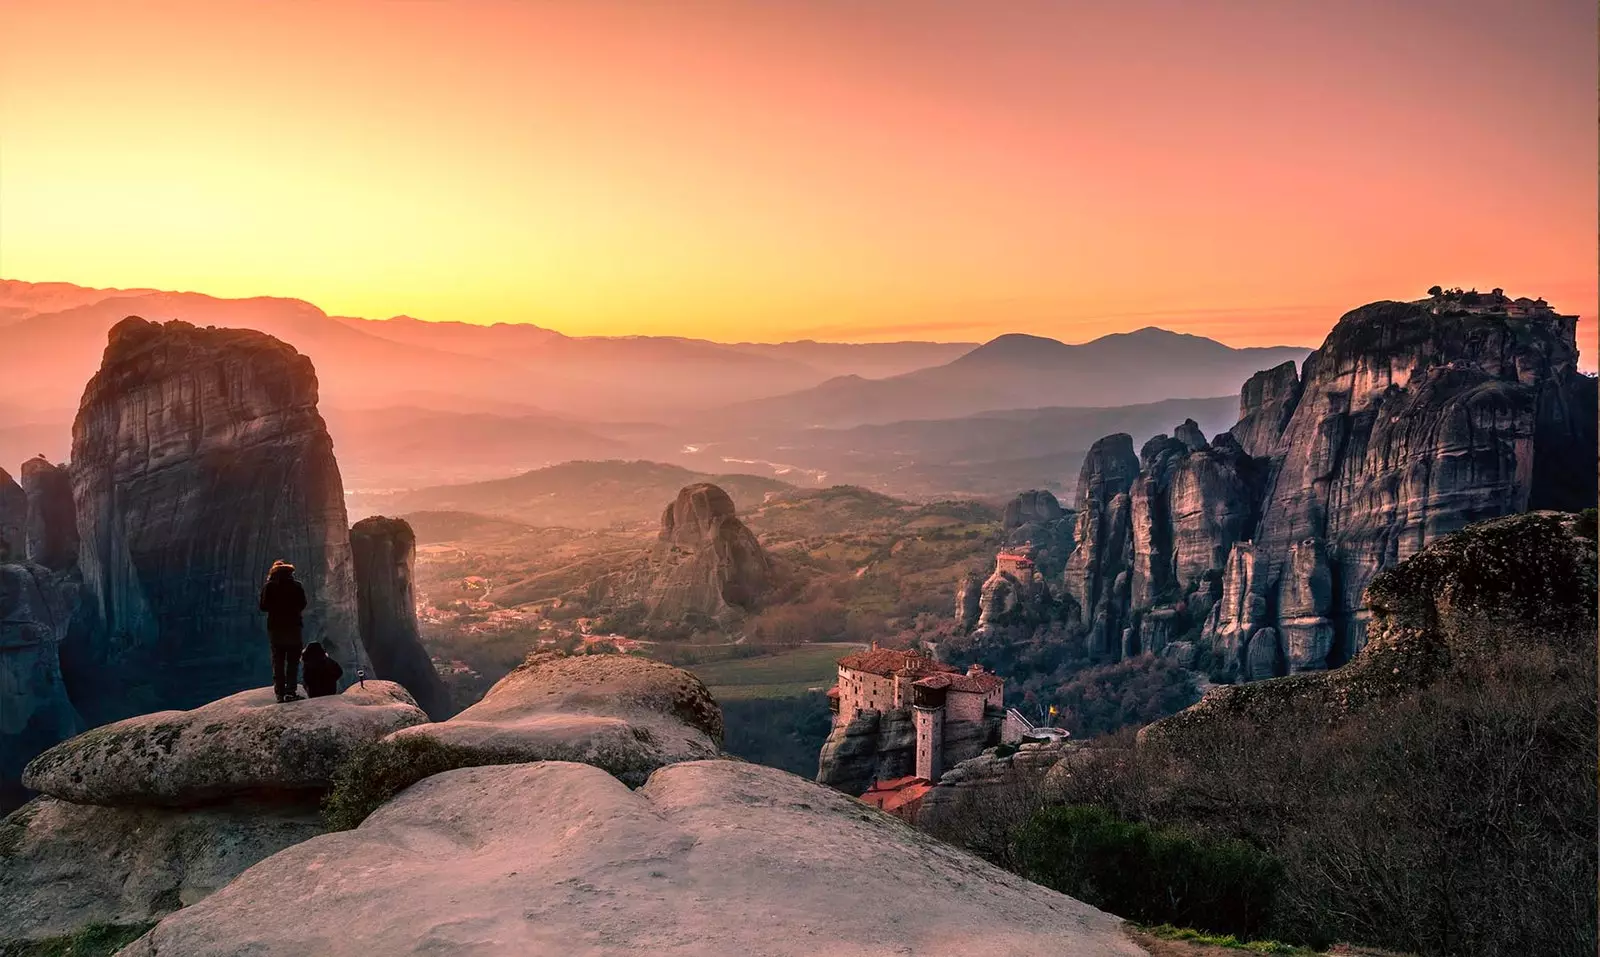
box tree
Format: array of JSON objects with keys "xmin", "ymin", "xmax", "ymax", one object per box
[{"xmin": 1428, "ymin": 285, "xmax": 1443, "ymax": 297}]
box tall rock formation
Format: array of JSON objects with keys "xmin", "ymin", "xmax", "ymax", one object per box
[
  {"xmin": 20, "ymin": 458, "xmax": 77, "ymax": 571},
  {"xmin": 999, "ymin": 488, "xmax": 1076, "ymax": 578},
  {"xmin": 0, "ymin": 563, "xmax": 82, "ymax": 809},
  {"xmin": 0, "ymin": 471, "xmax": 23, "ymax": 564},
  {"xmin": 644, "ymin": 483, "xmax": 771, "ymax": 624},
  {"xmin": 1061, "ymin": 434, "xmax": 1141, "ymax": 658},
  {"xmin": 67, "ymin": 316, "xmax": 364, "ymax": 724},
  {"xmin": 1060, "ymin": 294, "xmax": 1597, "ymax": 682},
  {"xmin": 1228, "ymin": 298, "xmax": 1596, "ymax": 666},
  {"xmin": 349, "ymin": 516, "xmax": 450, "ymax": 719}
]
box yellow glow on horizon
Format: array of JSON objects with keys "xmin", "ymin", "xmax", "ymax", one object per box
[{"xmin": 2, "ymin": 1, "xmax": 1595, "ymax": 351}]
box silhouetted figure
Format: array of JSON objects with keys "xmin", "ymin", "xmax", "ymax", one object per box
[
  {"xmin": 301, "ymin": 642, "xmax": 344, "ymax": 698},
  {"xmin": 259, "ymin": 560, "xmax": 308, "ymax": 702}
]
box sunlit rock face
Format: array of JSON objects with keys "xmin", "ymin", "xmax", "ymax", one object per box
[
  {"xmin": 1066, "ymin": 296, "xmax": 1596, "ymax": 681},
  {"xmin": 644, "ymin": 483, "xmax": 772, "ymax": 624},
  {"xmin": 68, "ymin": 316, "xmax": 363, "ymax": 723},
  {"xmin": 1243, "ymin": 299, "xmax": 1595, "ymax": 665}
]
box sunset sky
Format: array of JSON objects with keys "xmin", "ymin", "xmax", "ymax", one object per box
[{"xmin": 2, "ymin": 0, "xmax": 1595, "ymax": 348}]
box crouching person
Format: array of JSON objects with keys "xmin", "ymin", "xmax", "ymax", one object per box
[{"xmin": 301, "ymin": 642, "xmax": 344, "ymax": 698}]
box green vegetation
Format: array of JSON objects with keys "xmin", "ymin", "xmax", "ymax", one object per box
[
  {"xmin": 719, "ymin": 692, "xmax": 834, "ymax": 777},
  {"xmin": 930, "ymin": 513, "xmax": 1598, "ymax": 956},
  {"xmin": 1135, "ymin": 925, "xmax": 1317, "ymax": 954},
  {"xmin": 0, "ymin": 923, "xmax": 157, "ymax": 957},
  {"xmin": 324, "ymin": 736, "xmax": 526, "ymax": 831},
  {"xmin": 689, "ymin": 643, "xmax": 861, "ymax": 700},
  {"xmin": 1014, "ymin": 805, "xmax": 1281, "ymax": 938}
]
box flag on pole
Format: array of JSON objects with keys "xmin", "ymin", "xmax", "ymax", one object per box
[{"xmin": 1048, "ymin": 705, "xmax": 1058, "ymax": 716}]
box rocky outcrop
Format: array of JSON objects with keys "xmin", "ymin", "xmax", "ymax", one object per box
[
  {"xmin": 0, "ymin": 563, "xmax": 82, "ymax": 807},
  {"xmin": 1062, "ymin": 434, "xmax": 1140, "ymax": 658},
  {"xmin": 1000, "ymin": 488, "xmax": 1077, "ymax": 577},
  {"xmin": 954, "ymin": 569, "xmax": 984, "ymax": 630},
  {"xmin": 1144, "ymin": 510, "xmax": 1596, "ymax": 749},
  {"xmin": 387, "ymin": 652, "xmax": 722, "ymax": 787},
  {"xmin": 349, "ymin": 516, "xmax": 450, "ymax": 719},
  {"xmin": 816, "ymin": 704, "xmax": 1001, "ymax": 794},
  {"xmin": 1063, "ymin": 424, "xmax": 1261, "ymax": 661},
  {"xmin": 0, "ymin": 797, "xmax": 322, "ymax": 943},
  {"xmin": 1237, "ymin": 299, "xmax": 1596, "ymax": 665},
  {"xmin": 68, "ymin": 316, "xmax": 364, "ymax": 724},
  {"xmin": 1064, "ymin": 294, "xmax": 1596, "ymax": 681},
  {"xmin": 644, "ymin": 483, "xmax": 772, "ymax": 624},
  {"xmin": 814, "ymin": 707, "xmax": 916, "ymax": 794},
  {"xmin": 973, "ymin": 566, "xmax": 1060, "ymax": 635},
  {"xmin": 20, "ymin": 457, "xmax": 76, "ymax": 571},
  {"xmin": 0, "ymin": 470, "xmax": 23, "ymax": 563},
  {"xmin": 120, "ymin": 760, "xmax": 1147, "ymax": 957},
  {"xmin": 22, "ymin": 682, "xmax": 426, "ymax": 806},
  {"xmin": 1230, "ymin": 361, "xmax": 1302, "ymax": 458},
  {"xmin": 918, "ymin": 739, "xmax": 1077, "ymax": 827},
  {"xmin": 1002, "ymin": 488, "xmax": 1064, "ymax": 530}
]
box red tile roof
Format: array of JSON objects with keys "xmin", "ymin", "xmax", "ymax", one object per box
[
  {"xmin": 825, "ymin": 686, "xmax": 840, "ymax": 698},
  {"xmin": 913, "ymin": 671, "xmax": 1004, "ymax": 694},
  {"xmin": 837, "ymin": 649, "xmax": 960, "ymax": 677},
  {"xmin": 861, "ymin": 776, "xmax": 933, "ymax": 815}
]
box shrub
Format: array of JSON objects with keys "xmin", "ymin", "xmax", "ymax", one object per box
[
  {"xmin": 1012, "ymin": 805, "xmax": 1281, "ymax": 938},
  {"xmin": 0, "ymin": 922, "xmax": 158, "ymax": 957},
  {"xmin": 322, "ymin": 735, "xmax": 525, "ymax": 831}
]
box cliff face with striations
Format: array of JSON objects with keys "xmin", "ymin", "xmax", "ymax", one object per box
[
  {"xmin": 643, "ymin": 483, "xmax": 772, "ymax": 625},
  {"xmin": 0, "ymin": 562, "xmax": 82, "ymax": 809},
  {"xmin": 1060, "ymin": 295, "xmax": 1596, "ymax": 681},
  {"xmin": 349, "ymin": 516, "xmax": 451, "ymax": 719},
  {"xmin": 68, "ymin": 316, "xmax": 364, "ymax": 724}
]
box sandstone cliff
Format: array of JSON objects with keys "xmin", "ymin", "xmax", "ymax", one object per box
[
  {"xmin": 68, "ymin": 316, "xmax": 364, "ymax": 723},
  {"xmin": 816, "ymin": 705, "xmax": 999, "ymax": 794},
  {"xmin": 1060, "ymin": 295, "xmax": 1595, "ymax": 681},
  {"xmin": 349, "ymin": 516, "xmax": 450, "ymax": 718},
  {"xmin": 644, "ymin": 483, "xmax": 771, "ymax": 624}
]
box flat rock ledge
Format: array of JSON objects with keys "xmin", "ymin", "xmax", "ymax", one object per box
[
  {"xmin": 120, "ymin": 760, "xmax": 1146, "ymax": 957},
  {"xmin": 22, "ymin": 682, "xmax": 427, "ymax": 806},
  {"xmin": 387, "ymin": 652, "xmax": 722, "ymax": 786}
]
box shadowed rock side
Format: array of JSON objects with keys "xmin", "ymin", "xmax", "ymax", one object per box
[
  {"xmin": 0, "ymin": 470, "xmax": 23, "ymax": 563},
  {"xmin": 1, "ymin": 683, "xmax": 422, "ymax": 945},
  {"xmin": 999, "ymin": 488, "xmax": 1076, "ymax": 578},
  {"xmin": 0, "ymin": 563, "xmax": 82, "ymax": 808},
  {"xmin": 0, "ymin": 798, "xmax": 323, "ymax": 943},
  {"xmin": 1060, "ymin": 296, "xmax": 1596, "ymax": 680},
  {"xmin": 388, "ymin": 652, "xmax": 722, "ymax": 786},
  {"xmin": 645, "ymin": 483, "xmax": 772, "ymax": 624},
  {"xmin": 20, "ymin": 457, "xmax": 77, "ymax": 571},
  {"xmin": 67, "ymin": 316, "xmax": 366, "ymax": 724},
  {"xmin": 119, "ymin": 761, "xmax": 1146, "ymax": 957},
  {"xmin": 349, "ymin": 516, "xmax": 450, "ymax": 719}
]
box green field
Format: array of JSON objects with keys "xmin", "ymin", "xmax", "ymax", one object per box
[{"xmin": 692, "ymin": 642, "xmax": 864, "ymax": 700}]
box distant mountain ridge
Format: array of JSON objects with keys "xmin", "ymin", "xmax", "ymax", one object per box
[
  {"xmin": 368, "ymin": 460, "xmax": 796, "ymax": 529},
  {"xmin": 719, "ymin": 327, "xmax": 1312, "ymax": 429}
]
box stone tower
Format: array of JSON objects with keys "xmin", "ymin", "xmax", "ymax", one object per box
[{"xmin": 914, "ymin": 695, "xmax": 944, "ymax": 782}]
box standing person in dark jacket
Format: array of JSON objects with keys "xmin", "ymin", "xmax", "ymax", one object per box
[
  {"xmin": 259, "ymin": 560, "xmax": 308, "ymax": 702},
  {"xmin": 300, "ymin": 642, "xmax": 344, "ymax": 698}
]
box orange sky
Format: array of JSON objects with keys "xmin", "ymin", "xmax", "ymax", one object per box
[{"xmin": 1, "ymin": 0, "xmax": 1595, "ymax": 351}]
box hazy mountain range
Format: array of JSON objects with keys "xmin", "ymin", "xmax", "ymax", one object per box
[{"xmin": 0, "ymin": 279, "xmax": 1311, "ymax": 497}]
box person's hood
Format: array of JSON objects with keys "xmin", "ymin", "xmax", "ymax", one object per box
[
  {"xmin": 303, "ymin": 642, "xmax": 326, "ymax": 659},
  {"xmin": 269, "ymin": 563, "xmax": 297, "ymax": 581}
]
